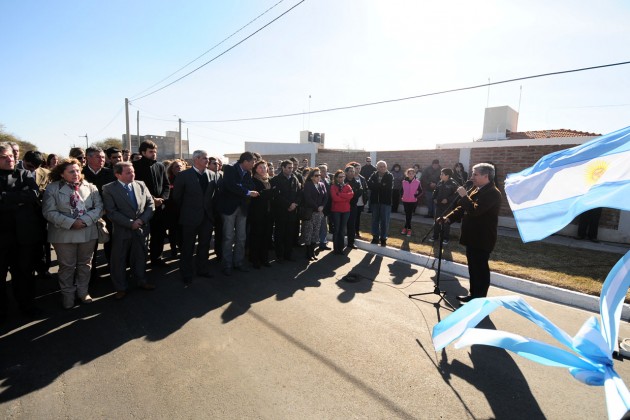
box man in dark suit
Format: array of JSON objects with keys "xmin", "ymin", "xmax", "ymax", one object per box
[
  {"xmin": 440, "ymin": 163, "xmax": 502, "ymax": 302},
  {"xmin": 271, "ymin": 160, "xmax": 301, "ymax": 262},
  {"xmin": 219, "ymin": 151, "xmax": 259, "ymax": 276},
  {"xmin": 102, "ymin": 162, "xmax": 155, "ymax": 299},
  {"xmin": 83, "ymin": 147, "xmax": 116, "ymax": 278},
  {"xmin": 0, "ymin": 142, "xmax": 43, "ymax": 321},
  {"xmin": 172, "ymin": 150, "xmax": 218, "ymax": 285},
  {"xmin": 133, "ymin": 140, "xmax": 170, "ymax": 267}
]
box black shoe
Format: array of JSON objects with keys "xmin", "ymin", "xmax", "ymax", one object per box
[
  {"xmin": 456, "ymin": 295, "xmax": 473, "ymax": 303},
  {"xmin": 198, "ymin": 272, "xmax": 214, "ymax": 279},
  {"xmin": 234, "ymin": 265, "xmax": 250, "ymax": 273},
  {"xmin": 183, "ymin": 278, "xmax": 193, "ymax": 286},
  {"xmin": 380, "ymin": 239, "xmax": 386, "ymax": 247},
  {"xmin": 262, "ymin": 261, "xmax": 272, "ymax": 267},
  {"xmin": 588, "ymin": 238, "xmax": 600, "ymax": 243},
  {"xmin": 371, "ymin": 237, "xmax": 379, "ymax": 244},
  {"xmin": 319, "ymin": 244, "xmax": 331, "ymax": 251}
]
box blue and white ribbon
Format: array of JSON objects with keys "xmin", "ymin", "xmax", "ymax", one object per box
[{"xmin": 432, "ymin": 251, "xmax": 630, "ymax": 420}]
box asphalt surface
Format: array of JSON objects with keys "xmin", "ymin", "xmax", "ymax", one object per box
[{"xmin": 2, "ymin": 242, "xmax": 630, "ymax": 419}]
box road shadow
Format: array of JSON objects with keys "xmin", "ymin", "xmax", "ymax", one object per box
[
  {"xmin": 418, "ymin": 318, "xmax": 545, "ymax": 419},
  {"xmin": 333, "ymin": 253, "xmax": 382, "ymax": 303},
  {"xmin": 0, "ymin": 246, "xmax": 354, "ymax": 404}
]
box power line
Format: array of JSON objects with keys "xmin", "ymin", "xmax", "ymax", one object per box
[
  {"xmin": 130, "ymin": 0, "xmax": 287, "ymax": 99},
  {"xmin": 131, "ymin": 0, "xmax": 306, "ymax": 102},
  {"xmin": 93, "ymin": 106, "xmax": 124, "ymax": 137},
  {"xmin": 187, "ymin": 60, "xmax": 630, "ymax": 123}
]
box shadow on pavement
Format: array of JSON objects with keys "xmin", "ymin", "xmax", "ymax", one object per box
[
  {"xmin": 0, "ymin": 249, "xmax": 352, "ymax": 403},
  {"xmin": 417, "ymin": 318, "xmax": 545, "ymax": 420}
]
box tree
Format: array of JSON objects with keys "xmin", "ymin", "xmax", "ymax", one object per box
[
  {"xmin": 91, "ymin": 137, "xmax": 123, "ymax": 151},
  {"xmin": 0, "ymin": 124, "xmax": 38, "ymax": 152}
]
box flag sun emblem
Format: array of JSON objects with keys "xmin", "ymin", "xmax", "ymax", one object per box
[{"xmin": 585, "ymin": 160, "xmax": 609, "ymax": 185}]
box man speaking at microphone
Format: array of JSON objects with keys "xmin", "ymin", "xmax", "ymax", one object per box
[{"xmin": 438, "ymin": 163, "xmax": 501, "ymax": 303}]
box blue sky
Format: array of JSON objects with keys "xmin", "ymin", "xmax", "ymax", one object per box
[{"xmin": 2, "ymin": 0, "xmax": 630, "ymax": 158}]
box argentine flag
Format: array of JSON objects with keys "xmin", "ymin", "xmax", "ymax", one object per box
[{"xmin": 505, "ymin": 125, "xmax": 630, "ymax": 242}]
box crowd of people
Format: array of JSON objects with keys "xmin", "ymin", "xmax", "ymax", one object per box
[{"xmin": 1, "ymin": 139, "xmax": 490, "ymax": 322}]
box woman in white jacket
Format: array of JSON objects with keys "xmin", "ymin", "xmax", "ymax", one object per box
[{"xmin": 43, "ymin": 158, "xmax": 103, "ymax": 309}]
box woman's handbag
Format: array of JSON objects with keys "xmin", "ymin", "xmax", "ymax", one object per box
[
  {"xmin": 298, "ymin": 206, "xmax": 313, "ymax": 221},
  {"xmin": 96, "ymin": 218, "xmax": 110, "ymax": 244}
]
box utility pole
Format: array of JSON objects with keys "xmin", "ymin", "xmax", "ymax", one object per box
[
  {"xmin": 137, "ymin": 110, "xmax": 140, "ymax": 143},
  {"xmin": 125, "ymin": 98, "xmax": 131, "ymax": 152},
  {"xmin": 80, "ymin": 133, "xmax": 88, "ymax": 148},
  {"xmin": 178, "ymin": 118, "xmax": 182, "ymax": 159}
]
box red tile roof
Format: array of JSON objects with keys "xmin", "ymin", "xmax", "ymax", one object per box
[{"xmin": 506, "ymin": 129, "xmax": 601, "ymax": 139}]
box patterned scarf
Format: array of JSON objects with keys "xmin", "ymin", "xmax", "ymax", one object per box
[{"xmin": 65, "ymin": 181, "xmax": 87, "ymax": 219}]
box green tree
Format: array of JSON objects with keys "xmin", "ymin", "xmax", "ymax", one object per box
[{"xmin": 91, "ymin": 137, "xmax": 123, "ymax": 151}]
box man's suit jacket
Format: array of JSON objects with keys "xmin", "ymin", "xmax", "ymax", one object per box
[
  {"xmin": 172, "ymin": 168, "xmax": 218, "ymax": 227},
  {"xmin": 102, "ymin": 180, "xmax": 155, "ymax": 242},
  {"xmin": 446, "ymin": 182, "xmax": 502, "ymax": 253},
  {"xmin": 219, "ymin": 162, "xmax": 254, "ymax": 216}
]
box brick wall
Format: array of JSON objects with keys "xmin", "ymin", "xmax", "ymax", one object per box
[
  {"xmin": 374, "ymin": 149, "xmax": 461, "ymax": 174},
  {"xmin": 253, "ymin": 144, "xmax": 620, "ymax": 231}
]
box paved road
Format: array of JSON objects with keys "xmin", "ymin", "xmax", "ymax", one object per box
[{"xmin": 2, "ymin": 247, "xmax": 629, "ymax": 419}]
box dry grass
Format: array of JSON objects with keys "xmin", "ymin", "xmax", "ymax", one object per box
[{"xmin": 360, "ymin": 217, "xmax": 623, "ymax": 299}]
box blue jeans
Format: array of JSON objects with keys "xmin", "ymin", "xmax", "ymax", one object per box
[
  {"xmin": 371, "ymin": 204, "xmax": 391, "ymax": 240},
  {"xmin": 222, "ymin": 206, "xmax": 247, "ymax": 268},
  {"xmin": 319, "ymin": 214, "xmax": 328, "ymax": 246},
  {"xmin": 331, "ymin": 212, "xmax": 350, "ymax": 252}
]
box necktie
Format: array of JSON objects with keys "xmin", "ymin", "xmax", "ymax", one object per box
[{"xmin": 126, "ymin": 184, "xmax": 138, "ymax": 210}]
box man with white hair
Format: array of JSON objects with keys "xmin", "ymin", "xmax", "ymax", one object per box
[
  {"xmin": 440, "ymin": 163, "xmax": 501, "ymax": 302},
  {"xmin": 366, "ymin": 160, "xmax": 393, "ymax": 247}
]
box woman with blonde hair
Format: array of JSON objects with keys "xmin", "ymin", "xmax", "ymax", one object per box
[{"xmin": 43, "ymin": 158, "xmax": 103, "ymax": 308}]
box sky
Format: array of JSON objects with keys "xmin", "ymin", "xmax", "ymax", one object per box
[{"xmin": 2, "ymin": 0, "xmax": 630, "ymax": 159}]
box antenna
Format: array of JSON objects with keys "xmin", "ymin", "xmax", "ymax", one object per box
[{"xmin": 307, "ymin": 94, "xmax": 311, "ymax": 129}]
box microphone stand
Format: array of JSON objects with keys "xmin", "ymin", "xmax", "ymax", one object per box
[{"xmin": 408, "ymin": 192, "xmax": 463, "ymax": 311}]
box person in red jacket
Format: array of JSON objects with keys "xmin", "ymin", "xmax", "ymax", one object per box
[{"xmin": 330, "ymin": 170, "xmax": 354, "ymax": 254}]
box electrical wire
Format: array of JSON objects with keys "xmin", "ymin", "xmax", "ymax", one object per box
[
  {"xmin": 92, "ymin": 106, "xmax": 124, "ymax": 138},
  {"xmin": 187, "ymin": 60, "xmax": 630, "ymax": 123},
  {"xmin": 131, "ymin": 0, "xmax": 306, "ymax": 102},
  {"xmin": 130, "ymin": 0, "xmax": 287, "ymax": 99}
]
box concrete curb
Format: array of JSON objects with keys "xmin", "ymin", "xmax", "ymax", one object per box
[{"xmin": 354, "ymin": 239, "xmax": 630, "ymax": 321}]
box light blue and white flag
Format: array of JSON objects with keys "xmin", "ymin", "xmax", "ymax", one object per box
[
  {"xmin": 432, "ymin": 251, "xmax": 630, "ymax": 420},
  {"xmin": 504, "ymin": 125, "xmax": 630, "ymax": 242}
]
